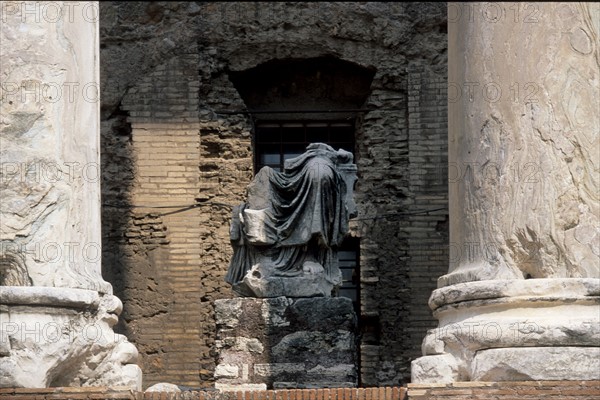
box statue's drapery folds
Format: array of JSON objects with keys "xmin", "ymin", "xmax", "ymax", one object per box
[{"xmin": 225, "ymin": 143, "xmax": 357, "ymax": 297}]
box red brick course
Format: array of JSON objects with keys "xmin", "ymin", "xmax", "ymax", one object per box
[
  {"xmin": 0, "ymin": 386, "xmax": 405, "ymax": 400},
  {"xmin": 407, "ymin": 381, "xmax": 600, "ymax": 399},
  {"xmin": 3, "ymin": 382, "xmax": 600, "ymax": 400}
]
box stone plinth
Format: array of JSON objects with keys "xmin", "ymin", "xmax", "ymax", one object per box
[
  {"xmin": 233, "ymin": 265, "xmax": 335, "ymax": 298},
  {"xmin": 412, "ymin": 279, "xmax": 600, "ymax": 382},
  {"xmin": 214, "ymin": 297, "xmax": 357, "ymax": 390}
]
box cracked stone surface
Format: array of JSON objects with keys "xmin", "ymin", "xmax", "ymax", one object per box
[
  {"xmin": 413, "ymin": 2, "xmax": 600, "ymax": 383},
  {"xmin": 442, "ymin": 2, "xmax": 599, "ymax": 286},
  {"xmin": 215, "ymin": 297, "xmax": 357, "ymax": 389},
  {"xmin": 1, "ymin": 1, "xmax": 141, "ymax": 389}
]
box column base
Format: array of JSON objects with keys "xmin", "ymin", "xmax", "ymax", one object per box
[
  {"xmin": 0, "ymin": 287, "xmax": 142, "ymax": 390},
  {"xmin": 412, "ymin": 278, "xmax": 600, "ymax": 383}
]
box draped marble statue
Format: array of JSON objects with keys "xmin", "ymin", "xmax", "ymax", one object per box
[{"xmin": 225, "ymin": 143, "xmax": 358, "ymax": 297}]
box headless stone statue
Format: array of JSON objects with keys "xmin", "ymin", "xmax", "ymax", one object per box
[{"xmin": 225, "ymin": 143, "xmax": 358, "ymax": 297}]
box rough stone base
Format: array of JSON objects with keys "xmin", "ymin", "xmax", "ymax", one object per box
[{"xmin": 214, "ymin": 297, "xmax": 357, "ymax": 389}]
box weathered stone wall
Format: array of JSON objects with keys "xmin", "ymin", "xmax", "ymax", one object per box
[
  {"xmin": 353, "ymin": 67, "xmax": 448, "ymax": 385},
  {"xmin": 99, "ymin": 2, "xmax": 447, "ymax": 388}
]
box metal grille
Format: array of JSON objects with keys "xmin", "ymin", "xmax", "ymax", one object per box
[
  {"xmin": 338, "ymin": 237, "xmax": 360, "ymax": 312},
  {"xmin": 255, "ymin": 120, "xmax": 355, "ymax": 172}
]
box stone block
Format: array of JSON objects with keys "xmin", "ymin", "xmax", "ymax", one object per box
[
  {"xmin": 215, "ymin": 298, "xmax": 243, "ymax": 328},
  {"xmin": 472, "ymin": 347, "xmax": 600, "ymax": 381},
  {"xmin": 413, "ymin": 278, "xmax": 600, "ymax": 383},
  {"xmin": 306, "ymin": 364, "xmax": 357, "ymax": 381},
  {"xmin": 410, "ymin": 354, "xmax": 459, "ymax": 384},
  {"xmin": 215, "ymin": 383, "xmax": 267, "ymax": 392},
  {"xmin": 215, "ymin": 364, "xmax": 240, "ymax": 379},
  {"xmin": 214, "ymin": 297, "xmax": 357, "ymax": 389},
  {"xmin": 253, "ymin": 363, "xmax": 306, "ymax": 377}
]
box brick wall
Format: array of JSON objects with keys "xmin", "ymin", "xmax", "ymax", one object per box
[
  {"xmin": 354, "ymin": 68, "xmax": 413, "ymax": 385},
  {"xmin": 102, "ymin": 49, "xmax": 255, "ymax": 388},
  {"xmin": 102, "ymin": 53, "xmax": 210, "ymax": 387},
  {"xmin": 0, "ymin": 386, "xmax": 407, "ymax": 400},
  {"xmin": 406, "ymin": 66, "xmax": 448, "ymax": 362},
  {"xmin": 100, "ymin": 2, "xmax": 447, "ymax": 388},
  {"xmin": 406, "ymin": 381, "xmax": 600, "ymax": 399},
  {"xmin": 353, "ymin": 65, "xmax": 448, "ymax": 386}
]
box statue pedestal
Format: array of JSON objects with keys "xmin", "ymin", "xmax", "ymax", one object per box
[
  {"xmin": 232, "ymin": 265, "xmax": 335, "ymax": 298},
  {"xmin": 411, "ymin": 279, "xmax": 600, "ymax": 382},
  {"xmin": 214, "ymin": 297, "xmax": 358, "ymax": 390}
]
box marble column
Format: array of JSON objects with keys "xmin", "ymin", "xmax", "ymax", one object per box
[
  {"xmin": 1, "ymin": 1, "xmax": 141, "ymax": 388},
  {"xmin": 412, "ymin": 2, "xmax": 599, "ymax": 382}
]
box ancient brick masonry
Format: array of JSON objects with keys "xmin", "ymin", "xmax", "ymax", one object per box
[
  {"xmin": 0, "ymin": 387, "xmax": 409, "ymax": 400},
  {"xmin": 406, "ymin": 381, "xmax": 600, "ymax": 400},
  {"xmin": 405, "ymin": 66, "xmax": 448, "ymax": 363},
  {"xmin": 354, "ymin": 67, "xmax": 448, "ymax": 384},
  {"xmin": 102, "ymin": 53, "xmax": 212, "ymax": 386},
  {"xmin": 99, "ymin": 2, "xmax": 447, "ymax": 388}
]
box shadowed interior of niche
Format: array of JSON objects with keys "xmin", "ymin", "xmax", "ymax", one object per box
[{"xmin": 228, "ymin": 56, "xmax": 376, "ymax": 116}]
